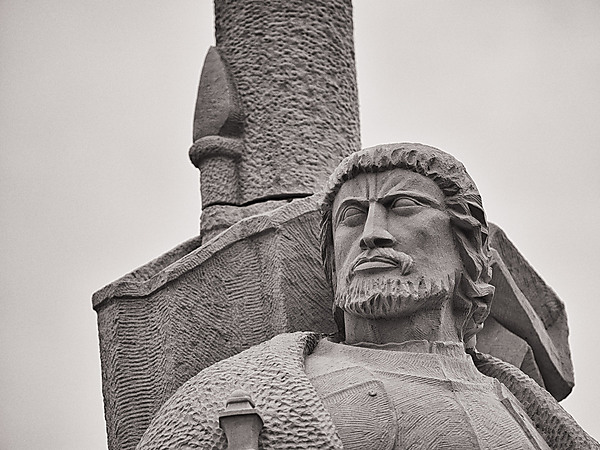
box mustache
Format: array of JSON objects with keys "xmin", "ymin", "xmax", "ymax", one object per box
[{"xmin": 348, "ymin": 248, "xmax": 414, "ymax": 280}]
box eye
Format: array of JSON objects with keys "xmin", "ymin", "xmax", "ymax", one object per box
[
  {"xmin": 391, "ymin": 197, "xmax": 421, "ymax": 208},
  {"xmin": 390, "ymin": 197, "xmax": 423, "ymax": 215},
  {"xmin": 338, "ymin": 206, "xmax": 366, "ymax": 227}
]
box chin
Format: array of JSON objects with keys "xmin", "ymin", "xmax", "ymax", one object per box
[{"xmin": 334, "ymin": 274, "xmax": 454, "ymax": 319}]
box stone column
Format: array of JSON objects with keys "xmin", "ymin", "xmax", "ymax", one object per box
[{"xmin": 191, "ymin": 0, "xmax": 361, "ymax": 240}]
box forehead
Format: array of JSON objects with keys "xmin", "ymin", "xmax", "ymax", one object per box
[{"xmin": 333, "ymin": 168, "xmax": 445, "ymax": 210}]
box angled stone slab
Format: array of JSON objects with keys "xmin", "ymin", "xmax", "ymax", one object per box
[
  {"xmin": 486, "ymin": 224, "xmax": 574, "ymax": 400},
  {"xmin": 93, "ymin": 196, "xmax": 336, "ymax": 450}
]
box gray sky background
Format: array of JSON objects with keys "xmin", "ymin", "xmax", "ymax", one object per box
[{"xmin": 2, "ymin": 1, "xmax": 599, "ymax": 449}]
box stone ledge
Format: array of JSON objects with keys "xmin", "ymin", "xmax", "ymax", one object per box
[{"xmin": 92, "ymin": 195, "xmax": 322, "ymax": 309}]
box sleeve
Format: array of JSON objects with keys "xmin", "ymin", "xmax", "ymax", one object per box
[{"xmin": 470, "ymin": 349, "xmax": 600, "ymax": 450}]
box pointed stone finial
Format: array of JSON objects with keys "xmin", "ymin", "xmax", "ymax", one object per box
[{"xmin": 190, "ymin": 47, "xmax": 244, "ymax": 208}]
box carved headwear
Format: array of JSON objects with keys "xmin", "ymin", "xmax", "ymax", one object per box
[{"xmin": 320, "ymin": 143, "xmax": 495, "ymax": 341}]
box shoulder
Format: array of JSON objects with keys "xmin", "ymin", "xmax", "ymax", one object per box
[{"xmin": 137, "ymin": 332, "xmax": 327, "ymax": 450}]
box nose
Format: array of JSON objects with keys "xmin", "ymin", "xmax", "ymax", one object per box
[{"xmin": 359, "ymin": 202, "xmax": 397, "ymax": 250}]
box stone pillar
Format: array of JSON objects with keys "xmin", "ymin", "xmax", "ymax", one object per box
[{"xmin": 191, "ymin": 0, "xmax": 360, "ymax": 240}]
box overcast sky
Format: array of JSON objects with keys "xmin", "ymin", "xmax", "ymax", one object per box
[{"xmin": 2, "ymin": 1, "xmax": 599, "ymax": 449}]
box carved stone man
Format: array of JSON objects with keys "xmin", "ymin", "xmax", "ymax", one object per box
[{"xmin": 137, "ymin": 144, "xmax": 598, "ymax": 449}]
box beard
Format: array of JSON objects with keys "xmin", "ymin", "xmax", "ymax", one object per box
[{"xmin": 334, "ymin": 272, "xmax": 456, "ymax": 320}]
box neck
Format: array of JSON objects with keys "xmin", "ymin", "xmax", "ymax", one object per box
[{"xmin": 343, "ymin": 302, "xmax": 461, "ymax": 345}]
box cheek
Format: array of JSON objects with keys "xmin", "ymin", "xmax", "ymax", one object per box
[
  {"xmin": 418, "ymin": 216, "xmax": 461, "ymax": 264},
  {"xmin": 333, "ymin": 228, "xmax": 361, "ymax": 273},
  {"xmin": 392, "ymin": 212, "xmax": 457, "ymax": 258},
  {"xmin": 333, "ymin": 232, "xmax": 348, "ymax": 269},
  {"xmin": 415, "ymin": 223, "xmax": 449, "ymax": 249}
]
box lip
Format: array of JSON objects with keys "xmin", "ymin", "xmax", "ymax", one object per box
[{"xmin": 352, "ymin": 256, "xmax": 398, "ymax": 273}]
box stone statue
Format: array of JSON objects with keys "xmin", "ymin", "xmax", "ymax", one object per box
[{"xmin": 137, "ymin": 143, "xmax": 598, "ymax": 449}]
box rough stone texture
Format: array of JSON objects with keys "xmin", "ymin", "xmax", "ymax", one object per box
[
  {"xmin": 94, "ymin": 193, "xmax": 574, "ymax": 450},
  {"xmin": 93, "ymin": 196, "xmax": 336, "ymax": 450},
  {"xmin": 190, "ymin": 0, "xmax": 360, "ymax": 240},
  {"xmin": 199, "ymin": 198, "xmax": 302, "ymax": 243},
  {"xmin": 136, "ymin": 333, "xmax": 343, "ymax": 450},
  {"xmin": 193, "ymin": 0, "xmax": 360, "ymax": 208}
]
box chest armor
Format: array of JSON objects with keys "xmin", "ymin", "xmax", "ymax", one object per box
[{"xmin": 305, "ymin": 339, "xmax": 549, "ymax": 450}]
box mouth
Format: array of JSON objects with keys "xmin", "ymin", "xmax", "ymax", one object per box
[
  {"xmin": 352, "ymin": 256, "xmax": 401, "ymax": 274},
  {"xmin": 348, "ymin": 251, "xmax": 414, "ymax": 279}
]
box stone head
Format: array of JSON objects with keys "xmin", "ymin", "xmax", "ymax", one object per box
[{"xmin": 320, "ymin": 143, "xmax": 494, "ymax": 344}]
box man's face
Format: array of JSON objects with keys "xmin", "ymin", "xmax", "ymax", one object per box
[{"xmin": 332, "ymin": 168, "xmax": 463, "ymax": 319}]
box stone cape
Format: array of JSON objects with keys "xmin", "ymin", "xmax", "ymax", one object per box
[{"xmin": 136, "ymin": 332, "xmax": 598, "ymax": 450}]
